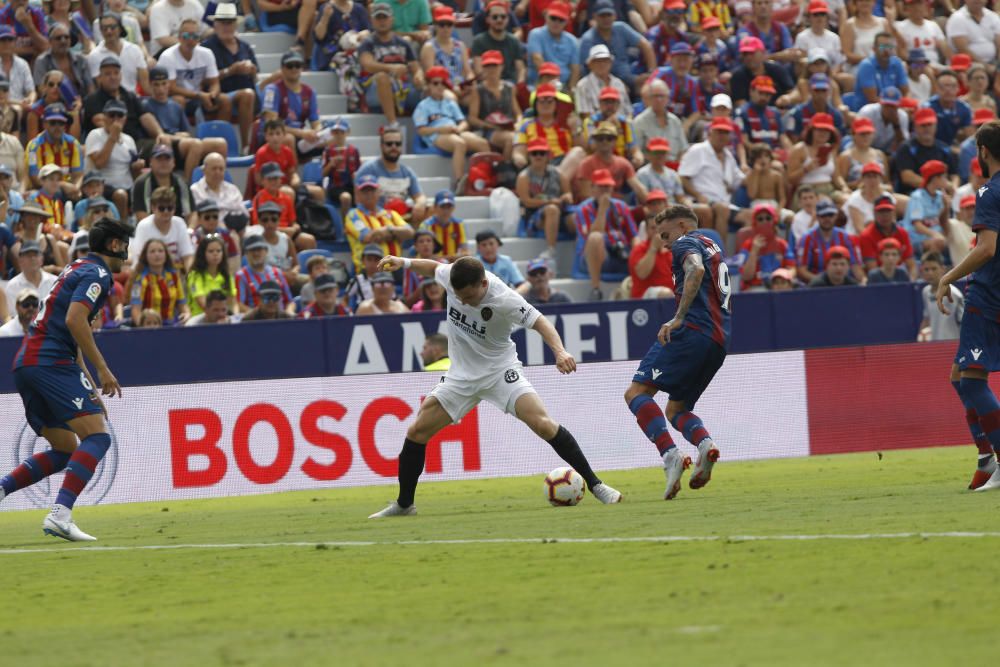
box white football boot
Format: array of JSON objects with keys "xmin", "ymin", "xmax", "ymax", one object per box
[
  {"xmin": 969, "ymin": 456, "xmax": 997, "ymax": 490},
  {"xmin": 974, "ymin": 466, "xmax": 1000, "ymax": 492},
  {"xmin": 591, "ymin": 482, "xmax": 622, "ymax": 504},
  {"xmin": 368, "ymin": 501, "xmax": 418, "ymax": 518},
  {"xmin": 689, "ymin": 440, "xmax": 721, "ymax": 490},
  {"xmin": 42, "ymin": 506, "xmax": 97, "ymax": 541},
  {"xmin": 663, "ymin": 447, "xmax": 692, "ymax": 500}
]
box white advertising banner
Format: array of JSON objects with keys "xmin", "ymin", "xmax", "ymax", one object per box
[{"xmin": 0, "ymin": 353, "xmax": 808, "ymax": 510}]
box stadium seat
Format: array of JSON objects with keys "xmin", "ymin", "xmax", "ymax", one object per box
[
  {"xmin": 196, "ymin": 121, "xmax": 255, "ymax": 167},
  {"xmin": 293, "ymin": 295, "xmax": 303, "ymax": 313},
  {"xmin": 302, "ymin": 159, "xmax": 323, "ymax": 185},
  {"xmin": 191, "ymin": 165, "xmax": 235, "ymax": 183},
  {"xmin": 258, "ymin": 11, "xmax": 295, "ymax": 34}
]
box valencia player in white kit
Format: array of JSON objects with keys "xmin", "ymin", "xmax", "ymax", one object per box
[{"xmin": 369, "ymin": 256, "xmax": 622, "ymax": 517}]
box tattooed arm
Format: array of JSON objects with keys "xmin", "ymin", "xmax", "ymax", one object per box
[{"xmin": 657, "ymin": 252, "xmax": 705, "ymax": 345}]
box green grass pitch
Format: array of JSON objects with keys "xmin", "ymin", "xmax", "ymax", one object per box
[{"xmin": 1, "ymin": 445, "xmax": 997, "ymax": 666}]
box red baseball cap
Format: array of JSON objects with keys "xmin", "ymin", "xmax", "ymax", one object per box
[
  {"xmin": 739, "ymin": 36, "xmax": 765, "ymax": 53},
  {"xmin": 646, "ymin": 137, "xmax": 670, "ymax": 152},
  {"xmin": 591, "ymin": 169, "xmax": 615, "ymax": 186},
  {"xmin": 913, "ymin": 107, "xmax": 937, "ymax": 125},
  {"xmin": 876, "ymin": 237, "xmax": 902, "ymax": 253},
  {"xmin": 599, "ymin": 86, "xmax": 620, "ymax": 101},
  {"xmin": 480, "ymin": 50, "xmax": 504, "ymax": 66},
  {"xmin": 808, "ymin": 0, "xmax": 829, "ymax": 13},
  {"xmin": 546, "ymin": 2, "xmax": 570, "ymax": 20},
  {"xmin": 951, "ymin": 53, "xmax": 972, "ymax": 71},
  {"xmin": 701, "ymin": 16, "xmax": 722, "ymax": 30},
  {"xmin": 432, "ymin": 5, "xmax": 455, "ymax": 22},
  {"xmin": 709, "ymin": 116, "xmax": 735, "ymax": 132},
  {"xmin": 809, "ymin": 112, "xmax": 836, "ymax": 132},
  {"xmin": 961, "ymin": 195, "xmax": 977, "ymax": 209},
  {"xmin": 535, "ymin": 82, "xmax": 558, "ymax": 98},
  {"xmin": 664, "ymin": 0, "xmax": 686, "ymax": 9},
  {"xmin": 861, "ymin": 161, "xmax": 883, "ymax": 176},
  {"xmin": 526, "ymin": 137, "xmax": 550, "ymax": 153},
  {"xmin": 646, "ymin": 189, "xmax": 667, "ymax": 203},
  {"xmin": 974, "ymin": 108, "xmax": 997, "ymax": 126},
  {"xmin": 874, "ymin": 194, "xmax": 896, "ymax": 211},
  {"xmin": 485, "ymin": 0, "xmax": 509, "ymax": 10},
  {"xmin": 753, "ymin": 202, "xmax": 777, "ymax": 220},
  {"xmin": 425, "ymin": 66, "xmax": 452, "ymax": 88},
  {"xmin": 751, "ymin": 75, "xmax": 776, "ymax": 93},
  {"xmin": 538, "ymin": 62, "xmax": 561, "ymax": 78},
  {"xmin": 852, "ymin": 117, "xmax": 875, "ymax": 134},
  {"xmin": 920, "ymin": 159, "xmax": 948, "ymax": 186},
  {"xmin": 899, "ymin": 97, "xmax": 919, "ymax": 110},
  {"xmin": 824, "ymin": 245, "xmax": 852, "ymax": 262}
]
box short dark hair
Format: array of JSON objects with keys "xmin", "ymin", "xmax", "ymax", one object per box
[
  {"xmin": 205, "ymin": 289, "xmax": 228, "ymax": 305},
  {"xmin": 921, "ymin": 251, "xmax": 945, "ymax": 266},
  {"xmin": 450, "ymin": 256, "xmax": 486, "ymax": 291},
  {"xmin": 382, "ymin": 127, "xmax": 403, "ymax": 144},
  {"xmin": 874, "ymin": 31, "xmax": 893, "ymax": 44},
  {"xmin": 656, "ymin": 204, "xmax": 698, "ymax": 227},
  {"xmin": 977, "ymin": 120, "xmax": 1000, "ymax": 162},
  {"xmin": 426, "ymin": 332, "xmax": 449, "ymax": 353},
  {"xmin": 935, "ymin": 69, "xmax": 959, "ymax": 84},
  {"xmin": 264, "ymin": 119, "xmax": 285, "ymax": 133},
  {"xmin": 748, "ymin": 142, "xmax": 772, "ymax": 165},
  {"xmin": 151, "ymin": 185, "xmax": 175, "ymax": 206}
]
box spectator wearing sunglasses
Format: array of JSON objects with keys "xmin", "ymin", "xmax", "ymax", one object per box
[
  {"xmin": 25, "ymin": 103, "xmax": 82, "ymax": 197},
  {"xmin": 241, "ymin": 280, "xmax": 296, "ymax": 321},
  {"xmin": 128, "ymin": 185, "xmax": 195, "ymax": 272},
  {"xmin": 471, "ymin": 0, "xmax": 526, "ymax": 84},
  {"xmin": 0, "ymin": 288, "xmax": 39, "ymax": 337},
  {"xmin": 526, "ymin": 2, "xmax": 579, "ymax": 87},
  {"xmin": 148, "ymin": 0, "xmax": 205, "ymax": 53},
  {"xmin": 157, "ymin": 19, "xmax": 228, "ymax": 125},
  {"xmin": 132, "ymin": 144, "xmax": 195, "ymax": 224},
  {"xmin": 357, "ymin": 4, "xmax": 424, "ymax": 128},
  {"xmin": 420, "ymin": 6, "xmax": 474, "ymax": 104},
  {"xmin": 413, "ymin": 66, "xmax": 490, "ymax": 185},
  {"xmin": 33, "ymin": 21, "xmax": 93, "ymax": 100},
  {"xmin": 471, "ymin": 0, "xmax": 521, "ymax": 39},
  {"xmin": 578, "ymin": 0, "xmax": 656, "ymax": 94},
  {"xmin": 235, "ymin": 237, "xmax": 295, "ymax": 314},
  {"xmin": 261, "ymin": 51, "xmax": 323, "ymax": 154},
  {"xmin": 87, "ymin": 12, "xmax": 149, "ymax": 94}
]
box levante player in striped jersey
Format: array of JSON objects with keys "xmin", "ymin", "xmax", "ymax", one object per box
[
  {"xmin": 0, "ymin": 218, "xmax": 132, "ymax": 541},
  {"xmin": 624, "ymin": 205, "xmax": 731, "ymax": 500}
]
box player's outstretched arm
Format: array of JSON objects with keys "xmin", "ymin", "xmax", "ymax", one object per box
[
  {"xmin": 532, "ymin": 315, "xmax": 576, "ymax": 374},
  {"xmin": 377, "ymin": 256, "xmax": 440, "ymax": 278},
  {"xmin": 66, "ymin": 302, "xmax": 122, "ymax": 398},
  {"xmin": 659, "ymin": 253, "xmax": 705, "ymax": 345},
  {"xmin": 937, "ymin": 229, "xmax": 997, "ymax": 314}
]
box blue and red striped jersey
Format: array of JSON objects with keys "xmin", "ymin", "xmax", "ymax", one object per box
[
  {"xmin": 798, "ymin": 227, "xmax": 859, "ymax": 274},
  {"xmin": 672, "ymin": 232, "xmax": 731, "ymax": 349},
  {"xmin": 13, "ymin": 255, "xmax": 113, "ymax": 369}
]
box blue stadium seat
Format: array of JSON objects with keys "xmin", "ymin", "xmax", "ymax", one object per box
[
  {"xmin": 196, "ymin": 121, "xmax": 255, "ymax": 167},
  {"xmin": 302, "ymin": 159, "xmax": 323, "ymax": 185},
  {"xmin": 191, "ymin": 165, "xmax": 234, "ymax": 183},
  {"xmin": 298, "ymin": 248, "xmax": 335, "ymax": 272},
  {"xmin": 293, "ymin": 295, "xmax": 303, "ymax": 313},
  {"xmin": 258, "ymin": 11, "xmax": 296, "ymax": 34}
]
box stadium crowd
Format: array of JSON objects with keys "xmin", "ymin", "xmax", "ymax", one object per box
[{"xmin": 0, "ymin": 0, "xmax": 989, "ymax": 338}]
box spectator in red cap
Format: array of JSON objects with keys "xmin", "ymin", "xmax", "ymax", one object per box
[
  {"xmin": 955, "ymin": 158, "xmax": 986, "ymax": 218},
  {"xmin": 575, "ymin": 167, "xmax": 637, "ymax": 300},
  {"xmin": 901, "ymin": 159, "xmax": 949, "ymax": 253},
  {"xmin": 678, "ymin": 115, "xmax": 744, "ymax": 243},
  {"xmin": 647, "ymin": 0, "xmax": 691, "ymax": 68},
  {"xmin": 728, "ymin": 35, "xmax": 794, "ymax": 107},
  {"xmin": 844, "ymin": 161, "xmax": 889, "ymax": 235},
  {"xmin": 516, "ymin": 136, "xmax": 573, "ymax": 262},
  {"xmin": 768, "ymin": 266, "xmax": 796, "ymax": 290},
  {"xmin": 413, "ymin": 66, "xmax": 490, "ymax": 185},
  {"xmin": 633, "ymin": 78, "xmax": 687, "ymax": 162},
  {"xmin": 420, "ymin": 5, "xmax": 474, "ymax": 104},
  {"xmin": 526, "ymin": 2, "xmax": 579, "ymax": 87},
  {"xmin": 808, "ymin": 245, "xmax": 860, "ymax": 288},
  {"xmin": 734, "ymin": 0, "xmax": 800, "ymax": 63},
  {"xmin": 788, "ymin": 112, "xmax": 847, "ymax": 208},
  {"xmin": 472, "ymin": 0, "xmax": 523, "ymax": 41},
  {"xmin": 893, "ymin": 106, "xmax": 957, "ymax": 196},
  {"xmin": 577, "ymin": 0, "xmax": 656, "ymax": 94},
  {"xmin": 926, "ymin": 70, "xmax": 974, "ymax": 147},
  {"xmin": 688, "ymin": 0, "xmax": 732, "ymax": 35},
  {"xmin": 696, "ymin": 17, "xmax": 739, "ymax": 75},
  {"xmin": 628, "ymin": 194, "xmax": 674, "ymax": 299},
  {"xmin": 576, "ymin": 121, "xmax": 647, "ymax": 203},
  {"xmin": 575, "ymin": 44, "xmax": 632, "ymax": 120},
  {"xmin": 796, "ymin": 198, "xmax": 864, "ymax": 284},
  {"xmin": 582, "ymin": 86, "xmax": 643, "ymax": 167},
  {"xmin": 467, "ymin": 50, "xmax": 522, "ymax": 161},
  {"xmin": 736, "ymin": 74, "xmax": 789, "ymax": 156},
  {"xmin": 512, "ymin": 82, "xmax": 585, "ymax": 178},
  {"xmin": 471, "ymin": 1, "xmax": 527, "ymax": 84},
  {"xmin": 527, "ymin": 60, "xmax": 576, "ymax": 117},
  {"xmin": 794, "ymin": 2, "xmax": 845, "ymax": 73},
  {"xmin": 636, "ymin": 137, "xmax": 685, "ymax": 204},
  {"xmin": 867, "ymin": 237, "xmax": 911, "ymax": 284},
  {"xmin": 836, "ymin": 117, "xmax": 889, "ymax": 192},
  {"xmin": 859, "ymin": 193, "xmax": 917, "ymax": 277},
  {"xmin": 946, "ymin": 0, "xmax": 1000, "ymax": 66},
  {"xmin": 737, "ymin": 202, "xmax": 796, "ymax": 289}
]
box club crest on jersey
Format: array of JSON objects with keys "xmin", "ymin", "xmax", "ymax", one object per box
[
  {"xmin": 504, "ymin": 369, "xmax": 519, "ymax": 383},
  {"xmin": 480, "ymin": 307, "xmax": 493, "ymax": 321},
  {"xmin": 85, "ymin": 282, "xmax": 102, "ymax": 302}
]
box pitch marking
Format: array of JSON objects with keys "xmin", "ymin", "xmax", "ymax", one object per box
[{"xmin": 1, "ymin": 532, "xmax": 1000, "ymax": 555}]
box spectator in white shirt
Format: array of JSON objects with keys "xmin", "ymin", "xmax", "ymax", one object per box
[
  {"xmin": 946, "ymin": 0, "xmax": 1000, "ymax": 64},
  {"xmin": 794, "ymin": 1, "xmax": 844, "ymax": 70},
  {"xmin": 129, "ymin": 185, "xmax": 196, "ymax": 271},
  {"xmin": 895, "ymin": 0, "xmax": 950, "ymax": 69},
  {"xmin": 5, "ymin": 242, "xmax": 56, "ymax": 318},
  {"xmin": 87, "ymin": 12, "xmax": 150, "ymax": 94},
  {"xmin": 678, "ymin": 116, "xmax": 744, "ymax": 245},
  {"xmin": 158, "ymin": 19, "xmax": 230, "ymax": 123},
  {"xmin": 190, "ymin": 152, "xmax": 249, "ymax": 232},
  {"xmin": 575, "ymin": 45, "xmax": 631, "ymax": 119},
  {"xmin": 0, "ymin": 287, "xmax": 38, "ymax": 336},
  {"xmin": 148, "ymin": 0, "xmax": 206, "ymax": 53},
  {"xmin": 0, "ymin": 26, "xmax": 34, "ymax": 106},
  {"xmin": 84, "ymin": 98, "xmax": 141, "ymax": 216}
]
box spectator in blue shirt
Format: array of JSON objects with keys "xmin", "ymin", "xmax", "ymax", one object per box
[
  {"xmin": 526, "ymin": 3, "xmax": 579, "ymax": 87},
  {"xmin": 577, "ymin": 0, "xmax": 656, "ymax": 92},
  {"xmin": 901, "ymin": 159, "xmax": 948, "ymax": 253},
  {"xmin": 413, "ymin": 66, "xmax": 490, "ymax": 185},
  {"xmin": 855, "ymin": 32, "xmax": 909, "ymax": 104},
  {"xmin": 475, "ymin": 229, "xmax": 524, "ymax": 288},
  {"xmin": 925, "ymin": 70, "xmax": 974, "ymax": 147},
  {"xmin": 354, "ymin": 126, "xmax": 429, "ymax": 222}
]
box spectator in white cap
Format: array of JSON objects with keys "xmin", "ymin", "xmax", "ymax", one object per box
[
  {"xmin": 0, "ymin": 288, "xmax": 38, "ymax": 337},
  {"xmin": 577, "ymin": 0, "xmax": 656, "ymax": 93},
  {"xmin": 201, "ymin": 3, "xmax": 258, "ymax": 151},
  {"xmin": 632, "ymin": 79, "xmax": 686, "ymax": 163},
  {"xmin": 575, "ymin": 44, "xmax": 632, "ymax": 119}
]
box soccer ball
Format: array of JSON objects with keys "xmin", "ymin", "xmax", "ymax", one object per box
[{"xmin": 543, "ymin": 467, "xmax": 585, "ymax": 506}]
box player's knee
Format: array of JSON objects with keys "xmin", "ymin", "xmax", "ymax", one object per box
[{"xmin": 526, "ymin": 415, "xmax": 558, "ymax": 440}]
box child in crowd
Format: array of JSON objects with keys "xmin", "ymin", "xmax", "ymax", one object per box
[
  {"xmin": 918, "ymin": 252, "xmax": 963, "ymax": 342},
  {"xmin": 71, "ymin": 172, "xmax": 119, "ymax": 228},
  {"xmin": 636, "ymin": 137, "xmax": 686, "ymax": 204},
  {"xmin": 744, "ymin": 143, "xmax": 786, "ymax": 210},
  {"xmin": 322, "ymin": 117, "xmax": 360, "ymax": 216},
  {"xmin": 419, "ymin": 189, "xmax": 467, "ymax": 262},
  {"xmin": 903, "ymin": 159, "xmax": 948, "ymax": 254},
  {"xmin": 251, "ymin": 161, "xmax": 317, "ymax": 251},
  {"xmin": 867, "ymin": 237, "xmax": 910, "ymax": 284},
  {"xmin": 255, "ymin": 119, "xmax": 300, "ymax": 199},
  {"xmin": 33, "ymin": 164, "xmax": 73, "ymax": 242},
  {"xmin": 790, "ymin": 186, "xmax": 818, "ymax": 245}
]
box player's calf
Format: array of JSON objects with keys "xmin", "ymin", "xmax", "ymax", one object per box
[{"xmin": 626, "ymin": 389, "xmax": 676, "ymax": 456}]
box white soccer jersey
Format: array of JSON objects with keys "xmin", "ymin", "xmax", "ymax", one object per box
[{"xmin": 435, "ymin": 263, "xmax": 541, "ymax": 382}]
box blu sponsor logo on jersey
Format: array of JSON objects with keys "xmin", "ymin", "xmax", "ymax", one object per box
[{"xmin": 448, "ymin": 306, "xmax": 487, "ymax": 337}]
